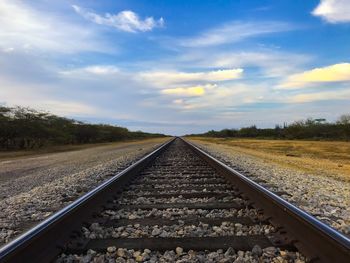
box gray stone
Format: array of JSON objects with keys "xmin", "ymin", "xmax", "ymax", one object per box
[
  {"xmin": 116, "ymin": 248, "xmax": 126, "ymax": 258},
  {"xmin": 252, "ymin": 245, "xmax": 262, "ymax": 257},
  {"xmin": 264, "ymin": 246, "xmax": 277, "ymax": 257},
  {"xmin": 151, "ymin": 228, "xmax": 161, "ymax": 236},
  {"xmin": 224, "ymin": 247, "xmax": 235, "ymax": 257}
]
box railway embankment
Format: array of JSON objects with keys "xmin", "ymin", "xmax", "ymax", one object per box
[
  {"xmin": 188, "ymin": 138, "xmax": 350, "ymax": 236},
  {"xmin": 0, "ymin": 138, "xmax": 168, "ymax": 245}
]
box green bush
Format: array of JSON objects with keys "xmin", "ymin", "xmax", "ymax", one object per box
[
  {"xmin": 0, "ymin": 106, "xmax": 165, "ymax": 150},
  {"xmin": 187, "ymin": 115, "xmax": 350, "ymax": 141}
]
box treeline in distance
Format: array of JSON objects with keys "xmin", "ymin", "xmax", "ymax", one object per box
[
  {"xmin": 187, "ymin": 114, "xmax": 350, "ymax": 140},
  {"xmin": 0, "ymin": 106, "xmax": 165, "ymax": 150}
]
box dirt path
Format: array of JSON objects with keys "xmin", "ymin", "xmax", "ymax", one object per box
[
  {"xmin": 0, "ymin": 138, "xmax": 169, "ymax": 245},
  {"xmin": 0, "ymin": 139, "xmax": 167, "ymax": 198}
]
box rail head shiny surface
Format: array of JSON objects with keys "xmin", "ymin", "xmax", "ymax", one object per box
[
  {"xmin": 182, "ymin": 138, "xmax": 350, "ymax": 262},
  {"xmin": 1, "ymin": 137, "xmax": 349, "ymax": 263},
  {"xmin": 0, "ymin": 137, "xmax": 175, "ymax": 261}
]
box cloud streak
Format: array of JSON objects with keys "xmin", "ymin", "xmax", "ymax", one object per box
[
  {"xmin": 161, "ymin": 86, "xmax": 206, "ymax": 97},
  {"xmin": 0, "ymin": 78, "xmax": 97, "ymax": 116},
  {"xmin": 61, "ymin": 65, "xmax": 120, "ymax": 76},
  {"xmin": 72, "ymin": 5, "xmax": 164, "ymax": 33},
  {"xmin": 0, "ymin": 1, "xmax": 348, "ymax": 135},
  {"xmin": 139, "ymin": 69, "xmax": 243, "ymax": 87},
  {"xmin": 278, "ymin": 63, "xmax": 350, "ymax": 89},
  {"xmin": 179, "ymin": 21, "xmax": 293, "ymax": 47},
  {"xmin": 0, "ymin": 0, "xmax": 107, "ymax": 53},
  {"xmin": 290, "ymin": 89, "xmax": 350, "ymax": 103},
  {"xmin": 177, "ymin": 50, "xmax": 311, "ymax": 78}
]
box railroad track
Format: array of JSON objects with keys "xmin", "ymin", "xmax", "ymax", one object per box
[{"xmin": 0, "ymin": 138, "xmax": 349, "ymax": 262}]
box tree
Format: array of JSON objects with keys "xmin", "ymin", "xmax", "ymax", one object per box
[
  {"xmin": 0, "ymin": 106, "xmax": 165, "ymax": 150},
  {"xmin": 337, "ymin": 114, "xmax": 350, "ymax": 125}
]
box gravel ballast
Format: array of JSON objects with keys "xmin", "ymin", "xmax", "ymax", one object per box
[
  {"xmin": 82, "ymin": 221, "xmax": 275, "ymax": 239},
  {"xmin": 102, "ymin": 207, "xmax": 259, "ymax": 220},
  {"xmin": 117, "ymin": 196, "xmax": 241, "ymax": 205},
  {"xmin": 189, "ymin": 139, "xmax": 350, "ymax": 235},
  {"xmin": 56, "ymin": 247, "xmax": 307, "ymax": 263},
  {"xmin": 53, "ymin": 138, "xmax": 310, "ymax": 262},
  {"xmin": 0, "ymin": 139, "xmax": 167, "ymax": 245}
]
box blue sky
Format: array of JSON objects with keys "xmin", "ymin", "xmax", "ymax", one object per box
[{"xmin": 0, "ymin": 0, "xmax": 349, "ymax": 135}]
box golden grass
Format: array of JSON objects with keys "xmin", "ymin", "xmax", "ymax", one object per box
[{"xmin": 189, "ymin": 137, "xmax": 350, "ymax": 181}]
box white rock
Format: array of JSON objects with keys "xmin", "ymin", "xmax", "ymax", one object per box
[
  {"xmin": 107, "ymin": 246, "xmax": 116, "ymax": 253},
  {"xmin": 176, "ymin": 247, "xmax": 183, "ymax": 255}
]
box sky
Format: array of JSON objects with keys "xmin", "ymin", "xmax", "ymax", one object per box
[{"xmin": 0, "ymin": 0, "xmax": 349, "ymax": 135}]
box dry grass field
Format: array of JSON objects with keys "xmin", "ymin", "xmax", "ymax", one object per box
[{"xmin": 189, "ymin": 137, "xmax": 350, "ymax": 181}]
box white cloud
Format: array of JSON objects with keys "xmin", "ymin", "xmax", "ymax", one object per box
[
  {"xmin": 72, "ymin": 5, "xmax": 164, "ymax": 33},
  {"xmin": 0, "ymin": 0, "xmax": 106, "ymax": 53},
  {"xmin": 163, "ymin": 82, "xmax": 270, "ymax": 112},
  {"xmin": 173, "ymin": 99, "xmax": 184, "ymax": 104},
  {"xmin": 0, "ymin": 79, "xmax": 96, "ymax": 116},
  {"xmin": 161, "ymin": 86, "xmax": 206, "ymax": 97},
  {"xmin": 161, "ymin": 84, "xmax": 218, "ymax": 97},
  {"xmin": 140, "ymin": 69, "xmax": 243, "ymax": 87},
  {"xmin": 179, "ymin": 21, "xmax": 293, "ymax": 47},
  {"xmin": 84, "ymin": 65, "xmax": 120, "ymax": 75},
  {"xmin": 278, "ymin": 63, "xmax": 350, "ymax": 89},
  {"xmin": 1, "ymin": 2, "xmax": 348, "ymax": 135},
  {"xmin": 2, "ymin": 47, "xmax": 14, "ymax": 53},
  {"xmin": 189, "ymin": 83, "xmax": 267, "ymax": 110},
  {"xmin": 176, "ymin": 50, "xmax": 311, "ymax": 78},
  {"xmin": 39, "ymin": 101, "xmax": 97, "ymax": 116},
  {"xmin": 61, "ymin": 65, "xmax": 120, "ymax": 76},
  {"xmin": 289, "ymin": 89, "xmax": 350, "ymax": 103},
  {"xmin": 312, "ymin": 0, "xmax": 350, "ymax": 23}
]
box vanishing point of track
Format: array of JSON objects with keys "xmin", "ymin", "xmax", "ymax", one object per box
[{"xmin": 0, "ymin": 138, "xmax": 349, "ymax": 262}]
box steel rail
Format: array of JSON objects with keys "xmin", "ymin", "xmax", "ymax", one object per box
[
  {"xmin": 0, "ymin": 138, "xmax": 175, "ymax": 263},
  {"xmin": 182, "ymin": 138, "xmax": 350, "ymax": 263},
  {"xmin": 1, "ymin": 137, "xmax": 349, "ymax": 262}
]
